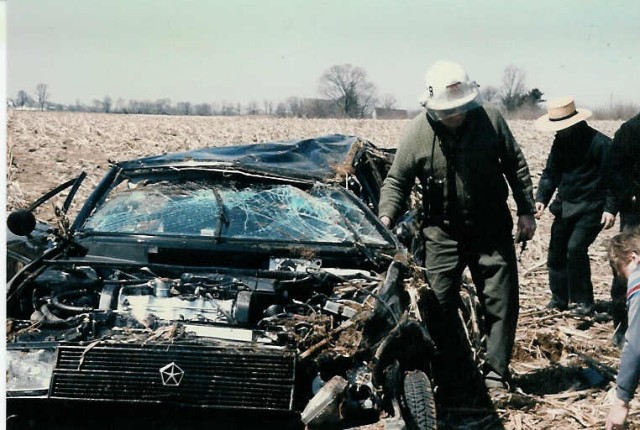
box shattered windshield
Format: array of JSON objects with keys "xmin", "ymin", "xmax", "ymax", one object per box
[{"xmin": 82, "ymin": 179, "xmax": 389, "ymax": 245}]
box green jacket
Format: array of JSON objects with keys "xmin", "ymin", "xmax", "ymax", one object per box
[{"xmin": 378, "ymin": 105, "xmax": 535, "ymax": 232}]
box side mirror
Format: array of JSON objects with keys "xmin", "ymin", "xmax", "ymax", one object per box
[{"xmin": 7, "ymin": 209, "xmax": 37, "ymax": 237}]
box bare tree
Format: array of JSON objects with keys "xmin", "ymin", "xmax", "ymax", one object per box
[
  {"xmin": 221, "ymin": 101, "xmax": 235, "ymax": 116},
  {"xmin": 246, "ymin": 100, "xmax": 260, "ymax": 115},
  {"xmin": 154, "ymin": 98, "xmax": 172, "ymax": 115},
  {"xmin": 480, "ymin": 85, "xmax": 500, "ymax": 104},
  {"xmin": 500, "ymin": 65, "xmax": 527, "ymax": 112},
  {"xmin": 380, "ymin": 94, "xmax": 398, "ymax": 109},
  {"xmin": 263, "ymin": 100, "xmax": 274, "ymax": 116},
  {"xmin": 114, "ymin": 98, "xmax": 126, "ymax": 113},
  {"xmin": 302, "ymin": 98, "xmax": 337, "ymax": 118},
  {"xmin": 286, "ymin": 97, "xmax": 302, "ymax": 117},
  {"xmin": 318, "ymin": 64, "xmax": 378, "ymax": 118},
  {"xmin": 16, "ymin": 90, "xmax": 32, "ymax": 107},
  {"xmin": 35, "ymin": 83, "xmax": 49, "ymax": 110},
  {"xmin": 126, "ymin": 100, "xmax": 139, "ymax": 114},
  {"xmin": 194, "ymin": 103, "xmax": 212, "ymax": 116},
  {"xmin": 275, "ymin": 102, "xmax": 287, "ymax": 117},
  {"xmin": 70, "ymin": 99, "xmax": 86, "ymax": 112},
  {"xmin": 102, "ymin": 96, "xmax": 112, "ymax": 113},
  {"xmin": 92, "ymin": 96, "xmax": 112, "ymax": 113},
  {"xmin": 177, "ymin": 102, "xmax": 192, "ymax": 116}
]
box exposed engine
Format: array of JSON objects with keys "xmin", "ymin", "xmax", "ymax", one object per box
[
  {"xmin": 10, "ymin": 257, "xmax": 385, "ymax": 351},
  {"xmin": 7, "ymin": 256, "xmax": 412, "ymax": 429},
  {"xmin": 113, "ymin": 273, "xmax": 274, "ymax": 326}
]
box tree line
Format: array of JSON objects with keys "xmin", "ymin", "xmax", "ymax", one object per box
[{"xmin": 9, "ymin": 64, "xmax": 568, "ymax": 119}]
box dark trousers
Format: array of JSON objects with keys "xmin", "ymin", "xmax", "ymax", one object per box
[
  {"xmin": 611, "ymin": 211, "xmax": 640, "ymax": 328},
  {"xmin": 547, "ymin": 211, "xmax": 602, "ymax": 307},
  {"xmin": 422, "ymin": 224, "xmax": 519, "ymax": 382}
]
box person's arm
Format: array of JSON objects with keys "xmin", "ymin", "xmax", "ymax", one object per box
[
  {"xmin": 378, "ymin": 122, "xmax": 422, "ymax": 227},
  {"xmin": 536, "ymin": 142, "xmax": 562, "ymax": 208},
  {"xmin": 616, "ymin": 289, "xmax": 640, "ymax": 403},
  {"xmin": 533, "ymin": 149, "xmax": 558, "ymax": 220},
  {"xmin": 607, "ymin": 287, "xmax": 640, "ymax": 428},
  {"xmin": 493, "ymin": 112, "xmax": 536, "ymax": 216},
  {"xmin": 492, "ymin": 112, "xmax": 537, "ymax": 240},
  {"xmin": 605, "ymin": 396, "xmax": 629, "ymax": 430}
]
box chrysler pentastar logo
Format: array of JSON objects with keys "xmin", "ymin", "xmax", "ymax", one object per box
[{"xmin": 159, "ymin": 362, "xmax": 184, "ymax": 387}]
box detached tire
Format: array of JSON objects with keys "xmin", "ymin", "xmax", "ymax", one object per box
[{"xmin": 402, "ymin": 370, "xmax": 437, "ymax": 430}]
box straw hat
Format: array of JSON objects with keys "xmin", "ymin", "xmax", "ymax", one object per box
[{"xmin": 534, "ymin": 96, "xmax": 592, "ymax": 132}]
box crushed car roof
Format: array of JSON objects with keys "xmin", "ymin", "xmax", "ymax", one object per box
[{"xmin": 116, "ymin": 134, "xmax": 380, "ymax": 181}]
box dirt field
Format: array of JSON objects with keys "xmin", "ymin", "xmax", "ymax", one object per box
[{"xmin": 6, "ymin": 111, "xmax": 638, "ymax": 429}]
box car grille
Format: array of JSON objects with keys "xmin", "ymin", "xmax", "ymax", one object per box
[{"xmin": 50, "ymin": 343, "xmax": 296, "ymax": 411}]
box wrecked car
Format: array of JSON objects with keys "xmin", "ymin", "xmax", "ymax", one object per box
[{"xmin": 6, "ymin": 135, "xmax": 439, "ymax": 429}]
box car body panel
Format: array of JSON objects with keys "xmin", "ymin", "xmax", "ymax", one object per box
[{"xmin": 6, "ymin": 135, "xmax": 421, "ymax": 429}]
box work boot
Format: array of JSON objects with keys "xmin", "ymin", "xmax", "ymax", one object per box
[
  {"xmin": 545, "ymin": 298, "xmax": 567, "ymax": 311},
  {"xmin": 484, "ymin": 371, "xmax": 510, "ymax": 400},
  {"xmin": 572, "ymin": 302, "xmax": 594, "ymax": 316}
]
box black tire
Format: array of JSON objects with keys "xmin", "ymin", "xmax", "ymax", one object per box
[{"xmin": 402, "ymin": 370, "xmax": 437, "ymax": 430}]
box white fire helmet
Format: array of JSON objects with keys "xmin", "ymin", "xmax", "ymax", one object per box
[{"xmin": 420, "ymin": 61, "xmax": 483, "ymax": 121}]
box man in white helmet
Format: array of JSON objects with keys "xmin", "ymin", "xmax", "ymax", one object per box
[{"xmin": 378, "ymin": 61, "xmax": 537, "ymax": 401}]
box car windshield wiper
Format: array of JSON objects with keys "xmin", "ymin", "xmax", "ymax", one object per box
[
  {"xmin": 323, "ymin": 193, "xmax": 379, "ymax": 265},
  {"xmin": 211, "ymin": 186, "xmax": 228, "ymax": 241}
]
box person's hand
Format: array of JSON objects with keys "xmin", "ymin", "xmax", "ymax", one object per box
[
  {"xmin": 605, "ymin": 396, "xmax": 629, "ymax": 429},
  {"xmin": 601, "ymin": 212, "xmax": 616, "ymax": 230},
  {"xmin": 380, "ymin": 216, "xmax": 392, "ymax": 227},
  {"xmin": 534, "ymin": 202, "xmax": 545, "ymax": 220},
  {"xmin": 515, "ymin": 214, "xmax": 536, "ymax": 242}
]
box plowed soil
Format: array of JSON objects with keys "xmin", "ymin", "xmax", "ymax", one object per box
[{"xmin": 6, "ymin": 111, "xmax": 638, "ymax": 429}]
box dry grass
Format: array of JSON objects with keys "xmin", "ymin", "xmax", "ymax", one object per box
[{"xmin": 6, "ymin": 111, "xmax": 637, "ymax": 429}]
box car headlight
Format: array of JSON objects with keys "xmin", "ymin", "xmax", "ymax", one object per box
[{"xmin": 6, "ymin": 348, "xmax": 57, "ymax": 395}]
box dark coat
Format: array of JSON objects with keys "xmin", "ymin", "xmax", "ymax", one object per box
[
  {"xmin": 378, "ymin": 105, "xmax": 535, "ymax": 233},
  {"xmin": 610, "ymin": 112, "xmax": 640, "ymax": 215},
  {"xmin": 536, "ymin": 122, "xmax": 616, "ymax": 218}
]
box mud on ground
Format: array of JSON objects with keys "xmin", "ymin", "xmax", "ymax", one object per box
[{"xmin": 6, "ymin": 111, "xmax": 638, "ymax": 429}]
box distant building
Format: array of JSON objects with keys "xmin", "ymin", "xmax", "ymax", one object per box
[{"xmin": 373, "ymin": 107, "xmax": 408, "ymax": 120}]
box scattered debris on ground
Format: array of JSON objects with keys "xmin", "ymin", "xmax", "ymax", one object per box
[{"xmin": 7, "ymin": 111, "xmax": 637, "ymax": 428}]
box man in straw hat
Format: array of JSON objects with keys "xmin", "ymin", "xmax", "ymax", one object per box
[
  {"xmin": 378, "ymin": 60, "xmax": 537, "ymax": 401},
  {"xmin": 534, "ymin": 96, "xmax": 616, "ymax": 315}
]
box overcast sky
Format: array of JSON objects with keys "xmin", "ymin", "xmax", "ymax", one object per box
[{"xmin": 7, "ymin": 0, "xmax": 640, "ymax": 110}]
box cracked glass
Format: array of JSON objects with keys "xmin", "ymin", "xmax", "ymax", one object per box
[{"xmin": 83, "ymin": 180, "xmax": 388, "ymax": 245}]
